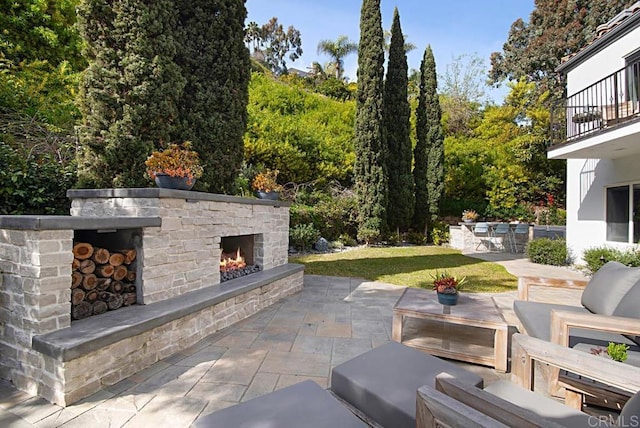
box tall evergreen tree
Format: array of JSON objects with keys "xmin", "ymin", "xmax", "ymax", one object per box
[
  {"xmin": 354, "ymin": 0, "xmax": 387, "ymax": 242},
  {"xmin": 174, "ymin": 0, "xmax": 250, "ymax": 193},
  {"xmin": 383, "ymin": 8, "xmax": 413, "ymax": 232},
  {"xmin": 413, "ymin": 46, "xmax": 433, "ymax": 231},
  {"xmin": 76, "ymin": 0, "xmax": 185, "ymax": 188},
  {"xmin": 424, "ymin": 46, "xmax": 444, "ymax": 229}
]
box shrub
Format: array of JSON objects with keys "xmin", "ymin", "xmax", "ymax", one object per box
[
  {"xmin": 338, "ymin": 233, "xmax": 357, "ymax": 247},
  {"xmin": 582, "ymin": 246, "xmax": 640, "ymax": 275},
  {"xmin": 526, "ymin": 238, "xmax": 569, "ymax": 266},
  {"xmin": 289, "ymin": 223, "xmax": 321, "ymax": 251},
  {"xmin": 289, "ymin": 189, "xmax": 358, "ymax": 241},
  {"xmin": 406, "ymin": 232, "xmax": 427, "ymax": 246},
  {"xmin": 430, "ymin": 221, "xmax": 450, "ymax": 246}
]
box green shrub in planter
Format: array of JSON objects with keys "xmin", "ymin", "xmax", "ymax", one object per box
[
  {"xmin": 583, "ymin": 246, "xmax": 640, "ymax": 275},
  {"xmin": 526, "ymin": 238, "xmax": 569, "ymax": 266},
  {"xmin": 289, "ymin": 224, "xmax": 321, "ymax": 251}
]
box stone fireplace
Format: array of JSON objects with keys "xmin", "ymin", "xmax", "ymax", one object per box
[{"xmin": 0, "ymin": 189, "xmax": 303, "ymax": 406}]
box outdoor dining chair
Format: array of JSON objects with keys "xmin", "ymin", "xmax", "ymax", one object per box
[
  {"xmin": 492, "ymin": 223, "xmax": 514, "ymax": 253},
  {"xmin": 473, "ymin": 222, "xmax": 492, "ymax": 251},
  {"xmin": 512, "ymin": 223, "xmax": 529, "ymax": 253}
]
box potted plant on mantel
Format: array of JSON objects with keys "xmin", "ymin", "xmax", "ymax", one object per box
[
  {"xmin": 145, "ymin": 141, "xmax": 204, "ymax": 190},
  {"xmin": 432, "ymin": 271, "xmax": 467, "ymax": 305},
  {"xmin": 461, "ymin": 209, "xmax": 479, "ymax": 223},
  {"xmin": 251, "ymin": 169, "xmax": 283, "ymax": 200}
]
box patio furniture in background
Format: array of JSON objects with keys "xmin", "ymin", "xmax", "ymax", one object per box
[
  {"xmin": 473, "ymin": 222, "xmax": 493, "ymax": 251},
  {"xmin": 513, "ymin": 261, "xmax": 640, "ymax": 408},
  {"xmin": 417, "ymin": 334, "xmax": 640, "ymax": 428},
  {"xmin": 492, "ymin": 223, "xmax": 515, "ymax": 253},
  {"xmin": 392, "ymin": 287, "xmax": 510, "ymax": 372},
  {"xmin": 512, "ymin": 223, "xmax": 530, "ymax": 253}
]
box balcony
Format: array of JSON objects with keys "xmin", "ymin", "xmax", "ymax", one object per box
[{"xmin": 549, "ymin": 59, "xmax": 640, "ymax": 159}]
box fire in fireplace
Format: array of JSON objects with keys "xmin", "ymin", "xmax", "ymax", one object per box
[{"xmin": 220, "ymin": 235, "xmax": 261, "ymax": 282}]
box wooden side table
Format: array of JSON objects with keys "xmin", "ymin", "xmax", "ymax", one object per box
[{"xmin": 392, "ymin": 288, "xmax": 510, "ymax": 373}]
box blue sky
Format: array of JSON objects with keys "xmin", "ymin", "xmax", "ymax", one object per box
[{"xmin": 245, "ymin": 0, "xmax": 535, "ymax": 102}]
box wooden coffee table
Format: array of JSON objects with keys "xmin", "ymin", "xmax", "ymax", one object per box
[{"xmin": 392, "ymin": 288, "xmax": 510, "ymax": 372}]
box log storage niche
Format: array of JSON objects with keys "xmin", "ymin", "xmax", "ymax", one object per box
[{"xmin": 71, "ymin": 228, "xmax": 141, "ymax": 320}]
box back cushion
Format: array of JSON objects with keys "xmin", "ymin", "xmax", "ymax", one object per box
[
  {"xmin": 582, "ymin": 262, "xmax": 640, "ymax": 315},
  {"xmin": 618, "ymin": 390, "xmax": 640, "ymax": 426}
]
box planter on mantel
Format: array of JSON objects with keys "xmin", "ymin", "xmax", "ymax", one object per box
[
  {"xmin": 154, "ymin": 173, "xmax": 195, "ymax": 191},
  {"xmin": 255, "ymin": 191, "xmax": 280, "ymax": 200}
]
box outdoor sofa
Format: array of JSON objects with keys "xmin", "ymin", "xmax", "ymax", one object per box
[{"xmin": 514, "ymin": 261, "xmax": 640, "ymax": 364}]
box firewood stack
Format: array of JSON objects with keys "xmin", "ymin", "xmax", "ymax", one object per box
[{"xmin": 71, "ymin": 242, "xmax": 138, "ymax": 320}]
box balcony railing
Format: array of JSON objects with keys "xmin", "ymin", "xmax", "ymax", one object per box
[{"xmin": 550, "ymin": 58, "xmax": 640, "ymax": 146}]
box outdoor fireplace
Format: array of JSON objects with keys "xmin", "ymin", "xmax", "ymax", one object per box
[{"xmin": 220, "ymin": 234, "xmax": 262, "ymax": 282}]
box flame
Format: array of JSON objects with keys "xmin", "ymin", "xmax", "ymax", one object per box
[{"xmin": 220, "ymin": 248, "xmax": 246, "ymax": 272}]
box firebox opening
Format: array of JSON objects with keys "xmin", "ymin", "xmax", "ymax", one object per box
[{"xmin": 220, "ymin": 234, "xmax": 261, "ymax": 282}]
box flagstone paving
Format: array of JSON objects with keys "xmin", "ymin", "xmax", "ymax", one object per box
[{"xmin": 0, "ymin": 253, "xmax": 585, "ymax": 427}]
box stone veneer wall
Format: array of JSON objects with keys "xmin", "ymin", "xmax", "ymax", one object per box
[
  {"xmin": 46, "ymin": 270, "xmax": 303, "ymax": 405},
  {"xmin": 68, "ymin": 189, "xmax": 290, "ymax": 304},
  {"xmin": 0, "ymin": 229, "xmax": 73, "ymax": 400},
  {"xmin": 0, "ymin": 217, "xmax": 160, "ymax": 403}
]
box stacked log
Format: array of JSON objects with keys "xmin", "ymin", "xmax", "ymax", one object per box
[{"xmin": 71, "ymin": 243, "xmax": 138, "ymax": 320}]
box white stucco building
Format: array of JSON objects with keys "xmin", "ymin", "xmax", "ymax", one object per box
[{"xmin": 548, "ymin": 2, "xmax": 640, "ymax": 262}]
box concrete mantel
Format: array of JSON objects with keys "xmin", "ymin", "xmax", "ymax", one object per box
[
  {"xmin": 0, "ymin": 215, "xmax": 161, "ymax": 230},
  {"xmin": 67, "ymin": 188, "xmax": 291, "ymax": 207}
]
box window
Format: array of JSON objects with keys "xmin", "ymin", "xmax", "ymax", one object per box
[
  {"xmin": 606, "ymin": 184, "xmax": 640, "ymax": 243},
  {"xmin": 625, "ymin": 50, "xmax": 640, "ymax": 105}
]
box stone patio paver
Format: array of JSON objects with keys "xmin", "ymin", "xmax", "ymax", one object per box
[{"xmin": 0, "ymin": 254, "xmax": 584, "ymax": 427}]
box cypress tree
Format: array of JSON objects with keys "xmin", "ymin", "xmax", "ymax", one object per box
[
  {"xmin": 174, "ymin": 0, "xmax": 250, "ymax": 193},
  {"xmin": 383, "ymin": 8, "xmax": 413, "ymax": 232},
  {"xmin": 413, "ymin": 47, "xmax": 430, "ymax": 232},
  {"xmin": 425, "ymin": 46, "xmax": 444, "ymax": 229},
  {"xmin": 354, "ymin": 0, "xmax": 387, "ymax": 242},
  {"xmin": 413, "ymin": 45, "xmax": 444, "ymax": 233},
  {"xmin": 76, "ymin": 0, "xmax": 185, "ymax": 188}
]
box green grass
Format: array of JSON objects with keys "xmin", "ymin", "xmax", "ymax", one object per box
[{"xmin": 289, "ymin": 246, "xmax": 517, "ymax": 293}]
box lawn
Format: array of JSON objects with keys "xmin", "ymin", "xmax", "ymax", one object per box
[{"xmin": 289, "ymin": 246, "xmax": 517, "ymax": 293}]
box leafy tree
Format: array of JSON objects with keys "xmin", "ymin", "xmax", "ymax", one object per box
[
  {"xmin": 76, "ymin": 0, "xmax": 185, "ymax": 188},
  {"xmin": 245, "ymin": 17, "xmax": 303, "ymax": 74},
  {"xmin": 317, "ymin": 35, "xmax": 358, "ymax": 79},
  {"xmin": 490, "ymin": 0, "xmax": 635, "ymax": 101},
  {"xmin": 354, "ymin": 0, "xmax": 387, "ymax": 242},
  {"xmin": 174, "ymin": 0, "xmax": 250, "ymax": 193},
  {"xmin": 439, "ymin": 53, "xmax": 486, "ymax": 135},
  {"xmin": 0, "ymin": 0, "xmax": 85, "ymax": 70},
  {"xmin": 383, "ymin": 8, "xmax": 413, "ymax": 232},
  {"xmin": 244, "ymin": 73, "xmax": 355, "ymax": 185}
]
